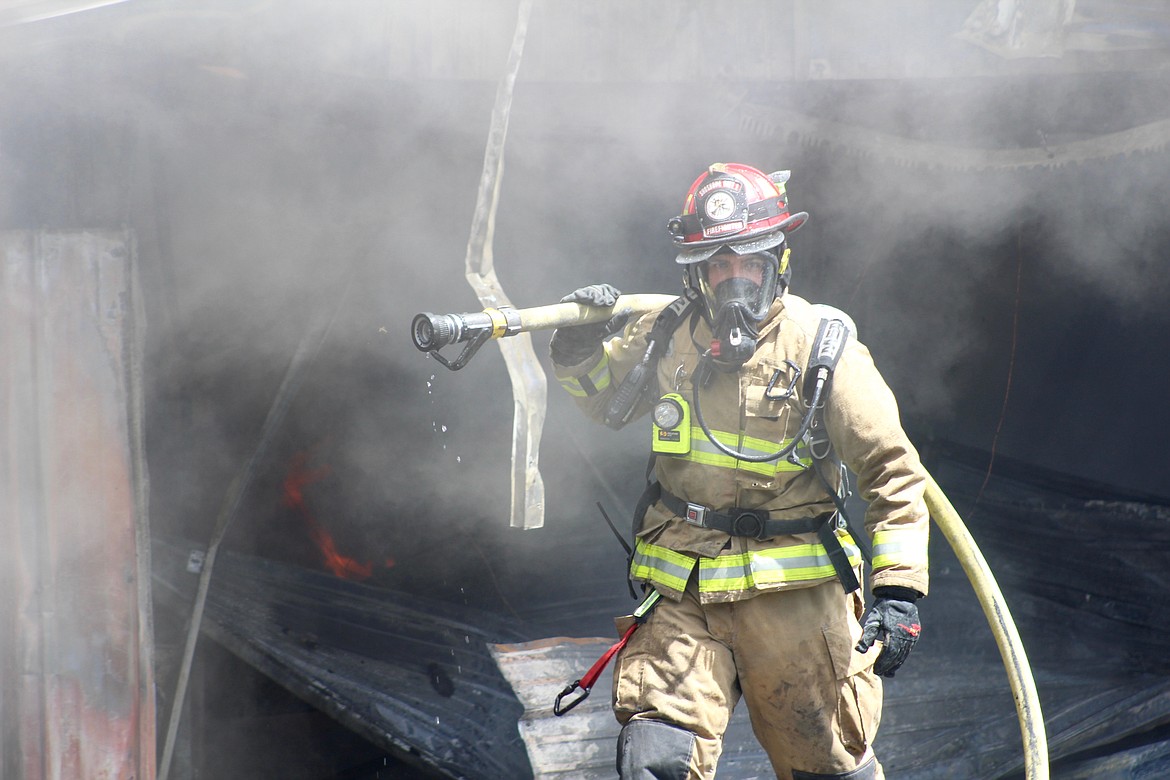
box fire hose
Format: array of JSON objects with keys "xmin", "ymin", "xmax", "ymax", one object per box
[
  {"xmin": 411, "ymin": 294, "xmax": 678, "ymax": 370},
  {"xmin": 924, "ymin": 475, "xmax": 1049, "ymax": 778},
  {"xmin": 411, "ymin": 295, "xmax": 1049, "ymax": 779}
]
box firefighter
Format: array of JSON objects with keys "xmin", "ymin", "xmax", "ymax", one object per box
[{"xmin": 548, "ymin": 163, "xmax": 929, "ymax": 780}]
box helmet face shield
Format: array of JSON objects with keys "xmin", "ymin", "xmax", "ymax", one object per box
[{"xmin": 675, "ymin": 227, "xmax": 787, "ymax": 265}]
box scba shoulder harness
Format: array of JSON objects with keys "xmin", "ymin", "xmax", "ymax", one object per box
[
  {"xmin": 603, "ymin": 291, "xmax": 698, "ymax": 429},
  {"xmin": 631, "ymin": 304, "xmax": 870, "ymax": 594}
]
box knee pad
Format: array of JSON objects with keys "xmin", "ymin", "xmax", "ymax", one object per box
[
  {"xmin": 616, "ymin": 719, "xmax": 696, "ymax": 780},
  {"xmin": 793, "ymin": 755, "xmax": 878, "ymax": 780}
]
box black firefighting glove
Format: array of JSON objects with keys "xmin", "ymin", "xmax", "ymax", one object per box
[
  {"xmin": 856, "ymin": 586, "xmax": 922, "ymax": 678},
  {"xmin": 548, "ymin": 284, "xmax": 628, "ymax": 365}
]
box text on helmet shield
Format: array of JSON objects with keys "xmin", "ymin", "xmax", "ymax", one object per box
[
  {"xmin": 697, "ymin": 177, "xmax": 743, "ymax": 198},
  {"xmin": 703, "ymin": 220, "xmax": 747, "ymax": 238}
]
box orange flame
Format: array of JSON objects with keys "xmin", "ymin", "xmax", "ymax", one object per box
[
  {"xmin": 283, "ymin": 450, "xmax": 383, "ymax": 580},
  {"xmin": 307, "ymin": 520, "xmax": 374, "ymax": 580}
]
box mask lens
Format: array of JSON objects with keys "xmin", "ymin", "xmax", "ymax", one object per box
[{"xmin": 699, "ymin": 251, "xmax": 778, "ymax": 321}]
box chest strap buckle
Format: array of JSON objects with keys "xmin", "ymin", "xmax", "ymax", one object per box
[{"xmin": 684, "ymin": 502, "xmax": 707, "ymax": 527}]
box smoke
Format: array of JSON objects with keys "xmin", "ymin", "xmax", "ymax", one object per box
[
  {"xmin": 3, "ymin": 1, "xmax": 1170, "ymax": 590},
  {"xmin": 7, "ymin": 6, "xmax": 1170, "ymax": 778}
]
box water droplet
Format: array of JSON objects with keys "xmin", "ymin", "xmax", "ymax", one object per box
[
  {"xmin": 456, "ymin": 455, "xmax": 462, "ymax": 463},
  {"xmin": 441, "ymin": 424, "xmax": 448, "ymax": 433}
]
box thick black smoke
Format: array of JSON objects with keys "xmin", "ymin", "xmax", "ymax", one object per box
[{"xmin": 2, "ymin": 0, "xmax": 1168, "ymax": 620}]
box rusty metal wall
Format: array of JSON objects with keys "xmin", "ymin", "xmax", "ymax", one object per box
[{"xmin": 0, "ymin": 230, "xmax": 155, "ymax": 780}]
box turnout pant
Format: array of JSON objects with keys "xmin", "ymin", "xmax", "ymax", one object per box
[{"xmin": 613, "ymin": 576, "xmax": 884, "ymax": 780}]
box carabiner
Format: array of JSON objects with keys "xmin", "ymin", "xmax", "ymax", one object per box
[
  {"xmin": 554, "ymin": 680, "xmax": 590, "ymax": 716},
  {"xmin": 764, "ymin": 360, "xmax": 802, "ymax": 400}
]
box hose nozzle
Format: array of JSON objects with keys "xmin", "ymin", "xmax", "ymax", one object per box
[
  {"xmin": 410, "ymin": 307, "xmax": 519, "ymax": 370},
  {"xmin": 411, "ymin": 312, "xmax": 462, "ymax": 352}
]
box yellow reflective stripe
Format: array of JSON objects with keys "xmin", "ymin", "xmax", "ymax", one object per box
[
  {"xmin": 586, "ymin": 352, "xmax": 612, "ymax": 389},
  {"xmin": 872, "ymin": 528, "xmax": 929, "ymax": 569},
  {"xmin": 557, "ymin": 375, "xmax": 590, "ymax": 397},
  {"xmin": 556, "ymin": 352, "xmax": 611, "ymax": 397},
  {"xmin": 683, "ymin": 427, "xmax": 810, "ymax": 474},
  {"xmin": 630, "ymin": 538, "xmax": 696, "ymax": 593},
  {"xmin": 633, "ymin": 589, "xmax": 662, "ymax": 619},
  {"xmin": 632, "ymin": 531, "xmax": 862, "ymax": 594},
  {"xmin": 697, "ymin": 532, "xmax": 861, "ymax": 592}
]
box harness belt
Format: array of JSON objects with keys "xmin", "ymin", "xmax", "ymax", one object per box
[
  {"xmin": 659, "ymin": 490, "xmax": 834, "ymax": 539},
  {"xmin": 658, "ymin": 490, "xmax": 861, "ymax": 593}
]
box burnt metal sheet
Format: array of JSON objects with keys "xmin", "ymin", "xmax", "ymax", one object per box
[
  {"xmin": 0, "ymin": 230, "xmax": 155, "ymax": 780},
  {"xmin": 151, "ymin": 446, "xmax": 1170, "ymax": 779},
  {"xmin": 151, "ymin": 537, "xmax": 534, "ymax": 780}
]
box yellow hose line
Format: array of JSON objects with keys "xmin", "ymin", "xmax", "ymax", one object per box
[
  {"xmin": 511, "ymin": 293, "xmax": 679, "ymax": 333},
  {"xmin": 924, "ymin": 473, "xmax": 1049, "ymax": 779}
]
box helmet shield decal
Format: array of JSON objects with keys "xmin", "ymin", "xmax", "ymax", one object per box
[{"xmin": 695, "ymin": 174, "xmax": 749, "ymax": 239}]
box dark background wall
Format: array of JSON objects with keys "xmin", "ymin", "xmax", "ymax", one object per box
[{"xmin": 2, "ymin": 1, "xmax": 1169, "ymax": 776}]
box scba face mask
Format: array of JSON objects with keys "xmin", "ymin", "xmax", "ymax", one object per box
[
  {"xmin": 668, "ymin": 163, "xmax": 806, "ymax": 369},
  {"xmin": 695, "ymin": 251, "xmax": 779, "ymax": 368}
]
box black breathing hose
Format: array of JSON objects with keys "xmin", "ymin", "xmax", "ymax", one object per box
[{"xmin": 691, "ymin": 354, "xmax": 827, "ymax": 464}]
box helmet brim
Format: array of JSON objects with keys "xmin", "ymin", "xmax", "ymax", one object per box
[{"xmin": 674, "ymin": 212, "xmax": 807, "ymax": 265}]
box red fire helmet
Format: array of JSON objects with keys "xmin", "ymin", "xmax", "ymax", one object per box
[{"xmin": 667, "ymin": 163, "xmax": 809, "ymax": 265}]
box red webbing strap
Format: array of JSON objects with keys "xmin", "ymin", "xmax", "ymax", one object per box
[
  {"xmin": 582, "ymin": 622, "xmax": 638, "ymax": 690},
  {"xmin": 553, "ymin": 622, "xmax": 638, "ymax": 716}
]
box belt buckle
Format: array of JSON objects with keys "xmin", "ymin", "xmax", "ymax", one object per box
[
  {"xmin": 684, "ymin": 502, "xmax": 707, "ymax": 527},
  {"xmin": 732, "ymin": 511, "xmax": 769, "ymax": 540}
]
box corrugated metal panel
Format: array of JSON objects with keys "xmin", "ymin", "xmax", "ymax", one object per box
[
  {"xmin": 0, "ymin": 230, "xmax": 154, "ymax": 780},
  {"xmin": 489, "ymin": 637, "xmax": 621, "ymax": 779},
  {"xmin": 488, "ymin": 636, "xmax": 768, "ymax": 779},
  {"xmin": 150, "ymin": 537, "xmax": 533, "ymax": 780}
]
